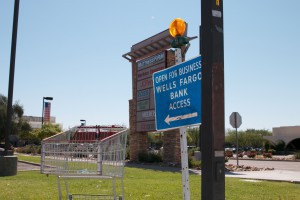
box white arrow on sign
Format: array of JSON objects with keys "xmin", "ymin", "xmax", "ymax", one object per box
[{"xmin": 164, "ymin": 112, "xmax": 198, "ymax": 125}]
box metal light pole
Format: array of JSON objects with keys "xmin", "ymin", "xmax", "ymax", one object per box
[
  {"xmin": 201, "ymin": 0, "xmax": 225, "ymax": 199},
  {"xmin": 42, "ymin": 97, "xmax": 53, "ymax": 126},
  {"xmin": 80, "ymin": 119, "xmax": 86, "ymax": 126},
  {"xmin": 4, "ymin": 0, "xmax": 20, "ymax": 154}
]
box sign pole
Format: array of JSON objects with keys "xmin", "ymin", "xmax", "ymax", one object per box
[
  {"xmin": 175, "ymin": 48, "xmax": 190, "ymax": 200},
  {"xmin": 235, "ymin": 126, "xmax": 239, "ymax": 166},
  {"xmin": 180, "ymin": 127, "xmax": 190, "ymax": 200},
  {"xmin": 235, "ymin": 113, "xmax": 239, "ymax": 166},
  {"xmin": 153, "ymin": 18, "xmax": 200, "ymax": 200},
  {"xmin": 153, "ymin": 52, "xmax": 201, "ymax": 199},
  {"xmin": 230, "ymin": 112, "xmax": 242, "ymax": 166}
]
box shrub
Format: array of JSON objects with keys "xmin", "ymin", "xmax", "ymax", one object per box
[
  {"xmin": 225, "ymin": 150, "xmax": 233, "ymax": 158},
  {"xmin": 148, "ymin": 152, "xmax": 163, "ymax": 162},
  {"xmin": 15, "ymin": 145, "xmax": 41, "ymax": 155},
  {"xmin": 188, "ymin": 147, "xmax": 200, "ymax": 157},
  {"xmin": 225, "ymin": 157, "xmax": 229, "ymax": 163},
  {"xmin": 268, "ymin": 149, "xmax": 276, "ymax": 154},
  {"xmin": 238, "ymin": 152, "xmax": 244, "ymax": 158},
  {"xmin": 138, "ymin": 151, "xmax": 148, "ymax": 162},
  {"xmin": 274, "ymin": 140, "xmax": 285, "ymax": 152},
  {"xmin": 189, "ymin": 159, "xmax": 201, "ymax": 168},
  {"xmin": 188, "ymin": 148, "xmax": 201, "ymax": 168},
  {"xmin": 263, "ymin": 152, "xmax": 272, "ymax": 158},
  {"xmin": 264, "ymin": 141, "xmax": 270, "ymax": 152},
  {"xmin": 247, "ymin": 150, "xmax": 256, "ymax": 158},
  {"xmin": 138, "ymin": 151, "xmax": 162, "ymax": 163}
]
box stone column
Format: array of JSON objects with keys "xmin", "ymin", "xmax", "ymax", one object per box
[
  {"xmin": 128, "ymin": 98, "xmax": 148, "ymax": 162},
  {"xmin": 161, "ymin": 50, "xmax": 181, "ymax": 165},
  {"xmin": 163, "ymin": 129, "xmax": 181, "ymax": 165}
]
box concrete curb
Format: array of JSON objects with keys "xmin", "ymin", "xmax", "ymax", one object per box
[
  {"xmin": 229, "ymin": 158, "xmax": 300, "ymax": 162},
  {"xmin": 18, "ymin": 160, "xmax": 41, "ymax": 166}
]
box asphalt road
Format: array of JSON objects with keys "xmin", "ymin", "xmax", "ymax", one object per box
[{"xmin": 227, "ymin": 159, "xmax": 300, "ymax": 171}]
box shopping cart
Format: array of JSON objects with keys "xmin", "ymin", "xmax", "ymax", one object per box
[{"xmin": 41, "ymin": 126, "xmax": 128, "ymax": 200}]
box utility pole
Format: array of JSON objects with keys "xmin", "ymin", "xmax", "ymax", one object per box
[{"xmin": 200, "ymin": 0, "xmax": 225, "ymax": 199}]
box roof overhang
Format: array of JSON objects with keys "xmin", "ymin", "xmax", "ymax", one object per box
[{"xmin": 122, "ymin": 29, "xmax": 175, "ymax": 62}]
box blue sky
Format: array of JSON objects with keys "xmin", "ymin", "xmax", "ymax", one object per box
[{"xmin": 0, "ymin": 1, "xmax": 299, "ymax": 131}]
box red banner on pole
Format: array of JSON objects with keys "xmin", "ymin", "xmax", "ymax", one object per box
[{"xmin": 44, "ymin": 102, "xmax": 51, "ymax": 122}]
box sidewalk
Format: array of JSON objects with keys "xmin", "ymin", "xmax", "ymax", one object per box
[
  {"xmin": 225, "ymin": 170, "xmax": 300, "ymax": 183},
  {"xmin": 127, "ymin": 162, "xmax": 300, "ymax": 184},
  {"xmin": 189, "ymin": 168, "xmax": 300, "ymax": 183}
]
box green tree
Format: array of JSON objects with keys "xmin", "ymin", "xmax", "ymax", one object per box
[
  {"xmin": 0, "ymin": 94, "xmax": 32, "ymax": 143},
  {"xmin": 0, "ymin": 95, "xmax": 7, "ymax": 141},
  {"xmin": 274, "ymin": 140, "xmax": 286, "ymax": 151},
  {"xmin": 225, "ymin": 129, "xmax": 272, "ymax": 149},
  {"xmin": 187, "ymin": 126, "xmax": 200, "ymax": 147},
  {"xmin": 20, "ymin": 128, "xmax": 40, "ymax": 144},
  {"xmin": 36, "ymin": 123, "xmax": 62, "ymax": 141}
]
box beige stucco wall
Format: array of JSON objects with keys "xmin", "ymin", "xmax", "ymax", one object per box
[{"xmin": 264, "ymin": 126, "xmax": 300, "ymax": 145}]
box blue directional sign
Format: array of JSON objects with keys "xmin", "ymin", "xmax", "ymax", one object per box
[{"xmin": 153, "ymin": 56, "xmax": 201, "ymax": 131}]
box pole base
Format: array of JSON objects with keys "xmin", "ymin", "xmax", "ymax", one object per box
[{"xmin": 0, "ymin": 155, "xmax": 17, "ymax": 176}]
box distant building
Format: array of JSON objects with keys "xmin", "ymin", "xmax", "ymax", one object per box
[
  {"xmin": 23, "ymin": 115, "xmax": 63, "ymax": 129},
  {"xmin": 264, "ymin": 126, "xmax": 300, "ymax": 150}
]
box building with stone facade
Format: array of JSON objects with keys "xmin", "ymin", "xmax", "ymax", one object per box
[{"xmin": 124, "ymin": 30, "xmax": 184, "ymax": 164}]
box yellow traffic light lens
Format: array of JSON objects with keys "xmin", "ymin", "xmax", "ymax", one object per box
[{"xmin": 169, "ymin": 18, "xmax": 186, "ymax": 38}]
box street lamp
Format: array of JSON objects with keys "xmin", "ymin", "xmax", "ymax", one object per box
[
  {"xmin": 42, "ymin": 97, "xmax": 53, "ymax": 126},
  {"xmin": 4, "ymin": 0, "xmax": 20, "ymax": 155},
  {"xmin": 80, "ymin": 119, "xmax": 86, "ymax": 126}
]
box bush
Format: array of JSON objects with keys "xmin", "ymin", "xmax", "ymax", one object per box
[
  {"xmin": 138, "ymin": 151, "xmax": 162, "ymax": 163},
  {"xmin": 148, "ymin": 152, "xmax": 163, "ymax": 162},
  {"xmin": 187, "ymin": 148, "xmax": 201, "ymax": 168},
  {"xmin": 247, "ymin": 150, "xmax": 256, "ymax": 158},
  {"xmin": 188, "ymin": 147, "xmax": 200, "ymax": 159},
  {"xmin": 138, "ymin": 151, "xmax": 148, "ymax": 162},
  {"xmin": 274, "ymin": 140, "xmax": 285, "ymax": 152},
  {"xmin": 238, "ymin": 152, "xmax": 244, "ymax": 158},
  {"xmin": 268, "ymin": 149, "xmax": 276, "ymax": 154},
  {"xmin": 264, "ymin": 141, "xmax": 269, "ymax": 151},
  {"xmin": 225, "ymin": 157, "xmax": 229, "ymax": 163},
  {"xmin": 225, "ymin": 150, "xmax": 233, "ymax": 158},
  {"xmin": 15, "ymin": 145, "xmax": 41, "ymax": 155},
  {"xmin": 263, "ymin": 152, "xmax": 272, "ymax": 158},
  {"xmin": 188, "ymin": 159, "xmax": 201, "ymax": 168}
]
